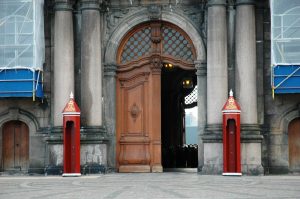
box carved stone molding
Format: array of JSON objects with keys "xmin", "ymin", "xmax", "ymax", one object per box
[
  {"xmin": 54, "ymin": 1, "xmax": 73, "ymax": 11},
  {"xmin": 195, "ymin": 60, "xmax": 207, "ymax": 76},
  {"xmin": 147, "ymin": 5, "xmax": 162, "ymax": 20},
  {"xmin": 104, "ymin": 63, "xmax": 117, "ymax": 77},
  {"xmin": 80, "ymin": 0, "xmax": 100, "ymax": 11},
  {"xmin": 106, "ymin": 7, "xmax": 142, "ymax": 36}
]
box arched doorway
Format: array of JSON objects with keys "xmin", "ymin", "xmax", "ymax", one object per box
[
  {"xmin": 288, "ymin": 117, "xmax": 300, "ymax": 171},
  {"xmin": 116, "ymin": 21, "xmax": 197, "ymax": 172},
  {"xmin": 2, "ymin": 121, "xmax": 29, "ymax": 171}
]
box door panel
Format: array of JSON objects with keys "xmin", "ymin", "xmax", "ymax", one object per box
[
  {"xmin": 125, "ymin": 84, "xmax": 144, "ymax": 134},
  {"xmin": 289, "ymin": 118, "xmax": 300, "ymax": 170},
  {"xmin": 2, "ymin": 121, "xmax": 29, "ymax": 170},
  {"xmin": 3, "ymin": 123, "xmax": 14, "ymax": 169},
  {"xmin": 117, "ymin": 66, "xmax": 153, "ymax": 172}
]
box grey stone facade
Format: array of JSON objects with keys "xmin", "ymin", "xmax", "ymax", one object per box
[{"xmin": 0, "ymin": 0, "xmax": 299, "ymax": 175}]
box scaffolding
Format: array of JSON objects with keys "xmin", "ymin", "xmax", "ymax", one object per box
[
  {"xmin": 0, "ymin": 0, "xmax": 44, "ymax": 99},
  {"xmin": 271, "ymin": 0, "xmax": 300, "ymax": 94}
]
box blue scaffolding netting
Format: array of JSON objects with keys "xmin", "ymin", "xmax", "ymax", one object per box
[
  {"xmin": 272, "ymin": 65, "xmax": 300, "ymax": 94},
  {"xmin": 0, "ymin": 68, "xmax": 43, "ymax": 99}
]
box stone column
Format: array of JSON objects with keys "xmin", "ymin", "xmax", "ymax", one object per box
[
  {"xmin": 195, "ymin": 60, "xmax": 207, "ymax": 171},
  {"xmin": 80, "ymin": 0, "xmax": 102, "ymax": 127},
  {"xmin": 207, "ymin": 0, "xmax": 228, "ymax": 126},
  {"xmin": 104, "ymin": 63, "xmax": 117, "ymax": 169},
  {"xmin": 53, "ymin": 1, "xmax": 74, "ymax": 127},
  {"xmin": 235, "ymin": 0, "xmax": 264, "ymax": 175},
  {"xmin": 235, "ymin": 0, "xmax": 257, "ymax": 124},
  {"xmin": 202, "ymin": 0, "xmax": 227, "ymax": 174}
]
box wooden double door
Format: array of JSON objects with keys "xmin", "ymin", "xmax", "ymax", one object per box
[
  {"xmin": 116, "ymin": 61, "xmax": 163, "ymax": 172},
  {"xmin": 2, "ymin": 121, "xmax": 29, "ymax": 171}
]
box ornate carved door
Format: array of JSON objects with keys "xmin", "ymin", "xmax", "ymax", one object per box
[
  {"xmin": 116, "ymin": 22, "xmax": 196, "ymax": 172},
  {"xmin": 116, "ymin": 62, "xmax": 161, "ymax": 172},
  {"xmin": 2, "ymin": 121, "xmax": 29, "ymax": 171}
]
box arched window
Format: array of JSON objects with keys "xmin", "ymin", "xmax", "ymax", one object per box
[{"xmin": 118, "ymin": 22, "xmax": 196, "ymax": 65}]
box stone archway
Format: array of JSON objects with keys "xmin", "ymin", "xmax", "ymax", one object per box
[
  {"xmin": 0, "ymin": 108, "xmax": 40, "ymax": 171},
  {"xmin": 104, "ymin": 9, "xmax": 206, "ymax": 170},
  {"xmin": 115, "ymin": 21, "xmax": 197, "ymax": 172}
]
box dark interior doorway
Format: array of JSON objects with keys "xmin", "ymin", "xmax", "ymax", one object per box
[{"xmin": 161, "ymin": 65, "xmax": 198, "ymax": 170}]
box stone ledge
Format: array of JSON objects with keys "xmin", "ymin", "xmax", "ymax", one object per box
[
  {"xmin": 236, "ymin": 0, "xmax": 256, "ymax": 6},
  {"xmin": 46, "ymin": 126, "xmax": 109, "ymax": 143},
  {"xmin": 54, "ymin": 2, "xmax": 73, "ymax": 11},
  {"xmin": 202, "ymin": 133, "xmax": 222, "ymax": 143},
  {"xmin": 241, "ymin": 134, "xmax": 263, "ymax": 143},
  {"xmin": 207, "ymin": 0, "xmax": 227, "ymax": 7}
]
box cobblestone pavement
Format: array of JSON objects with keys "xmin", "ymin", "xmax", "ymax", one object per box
[{"xmin": 0, "ymin": 173, "xmax": 300, "ymax": 199}]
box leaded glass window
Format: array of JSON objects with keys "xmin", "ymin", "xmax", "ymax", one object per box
[
  {"xmin": 119, "ymin": 23, "xmax": 195, "ymax": 64},
  {"xmin": 120, "ymin": 27, "xmax": 151, "ymax": 64},
  {"xmin": 162, "ymin": 26, "xmax": 194, "ymax": 62}
]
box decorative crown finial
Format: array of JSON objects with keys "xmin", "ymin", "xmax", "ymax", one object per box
[
  {"xmin": 229, "ymin": 89, "xmax": 233, "ymax": 97},
  {"xmin": 70, "ymin": 92, "xmax": 74, "ymax": 99}
]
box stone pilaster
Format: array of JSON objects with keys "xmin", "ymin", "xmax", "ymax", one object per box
[
  {"xmin": 53, "ymin": 1, "xmax": 74, "ymax": 127},
  {"xmin": 80, "ymin": 0, "xmax": 102, "ymax": 127},
  {"xmin": 104, "ymin": 63, "xmax": 117, "ymax": 169},
  {"xmin": 195, "ymin": 60, "xmax": 207, "ymax": 172}
]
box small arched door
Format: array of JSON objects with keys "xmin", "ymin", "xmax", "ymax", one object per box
[
  {"xmin": 288, "ymin": 117, "xmax": 300, "ymax": 171},
  {"xmin": 2, "ymin": 121, "xmax": 29, "ymax": 171}
]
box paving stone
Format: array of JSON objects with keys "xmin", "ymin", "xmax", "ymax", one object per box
[{"xmin": 0, "ymin": 173, "xmax": 300, "ymax": 199}]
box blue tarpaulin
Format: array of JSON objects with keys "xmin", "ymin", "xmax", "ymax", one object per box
[
  {"xmin": 272, "ymin": 65, "xmax": 300, "ymax": 94},
  {"xmin": 0, "ymin": 68, "xmax": 43, "ymax": 100}
]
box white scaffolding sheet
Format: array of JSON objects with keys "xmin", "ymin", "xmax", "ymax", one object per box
[
  {"xmin": 271, "ymin": 0, "xmax": 300, "ymax": 66},
  {"xmin": 0, "ymin": 0, "xmax": 44, "ymax": 70}
]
